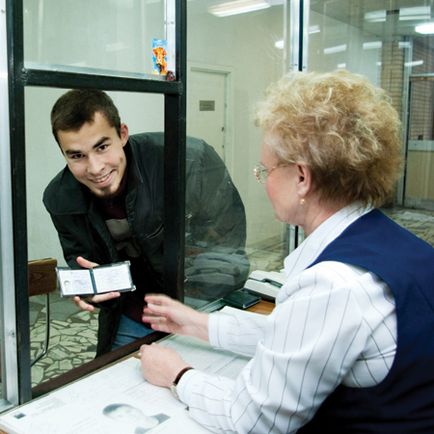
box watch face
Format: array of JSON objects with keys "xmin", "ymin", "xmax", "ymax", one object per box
[{"xmin": 170, "ymin": 383, "xmax": 179, "ymax": 400}]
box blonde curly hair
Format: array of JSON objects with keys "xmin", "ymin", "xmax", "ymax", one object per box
[{"xmin": 256, "ymin": 70, "xmax": 402, "ymax": 207}]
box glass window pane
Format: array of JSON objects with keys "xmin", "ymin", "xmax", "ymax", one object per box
[
  {"xmin": 307, "ymin": 0, "xmax": 434, "ymax": 246},
  {"xmin": 25, "ymin": 88, "xmax": 164, "ymax": 385},
  {"xmin": 23, "ymin": 0, "xmax": 172, "ymax": 79},
  {"xmin": 184, "ymin": 2, "xmax": 287, "ymax": 307},
  {"xmin": 405, "ymin": 78, "xmax": 434, "ymax": 224}
]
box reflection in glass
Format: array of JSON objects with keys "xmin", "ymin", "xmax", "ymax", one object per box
[
  {"xmin": 183, "ymin": 136, "xmax": 250, "ymax": 304},
  {"xmin": 185, "ymin": 2, "xmax": 287, "ymax": 308},
  {"xmin": 405, "ymin": 79, "xmax": 434, "ymax": 214},
  {"xmin": 307, "ymin": 0, "xmax": 434, "ymax": 245}
]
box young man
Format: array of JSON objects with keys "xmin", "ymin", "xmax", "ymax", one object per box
[{"xmin": 43, "ymin": 89, "xmax": 248, "ymax": 356}]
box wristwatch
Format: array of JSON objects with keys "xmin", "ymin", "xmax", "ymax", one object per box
[{"xmin": 170, "ymin": 366, "xmax": 194, "ymax": 400}]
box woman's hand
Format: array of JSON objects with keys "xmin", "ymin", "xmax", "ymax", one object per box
[
  {"xmin": 143, "ymin": 294, "xmax": 209, "ymax": 341},
  {"xmin": 140, "ymin": 343, "xmax": 190, "ymax": 388},
  {"xmin": 72, "ymin": 256, "xmax": 121, "ymax": 312}
]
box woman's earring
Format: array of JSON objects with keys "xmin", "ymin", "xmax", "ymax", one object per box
[{"xmin": 300, "ymin": 198, "xmax": 305, "ymax": 205}]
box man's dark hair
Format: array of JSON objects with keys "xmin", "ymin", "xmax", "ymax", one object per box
[{"xmin": 51, "ymin": 89, "xmax": 121, "ymax": 144}]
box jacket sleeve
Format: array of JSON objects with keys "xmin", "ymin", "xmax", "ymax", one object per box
[{"xmin": 47, "ymin": 213, "xmax": 95, "ymax": 268}]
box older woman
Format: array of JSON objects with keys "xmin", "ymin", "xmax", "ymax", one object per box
[{"xmin": 139, "ymin": 70, "xmax": 434, "ymax": 433}]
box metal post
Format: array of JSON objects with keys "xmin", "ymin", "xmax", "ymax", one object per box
[
  {"xmin": 164, "ymin": 0, "xmax": 186, "ymax": 301},
  {"xmin": 6, "ymin": 0, "xmax": 32, "ymax": 403}
]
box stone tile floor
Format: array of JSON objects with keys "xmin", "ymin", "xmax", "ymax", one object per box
[
  {"xmin": 29, "ymin": 206, "xmax": 434, "ymax": 387},
  {"xmin": 30, "ymin": 294, "xmax": 99, "ymax": 387}
]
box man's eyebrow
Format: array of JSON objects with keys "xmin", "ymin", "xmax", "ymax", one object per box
[
  {"xmin": 92, "ymin": 136, "xmax": 110, "ymax": 149},
  {"xmin": 64, "ymin": 149, "xmax": 81, "ymax": 156},
  {"xmin": 64, "ymin": 137, "xmax": 110, "ymax": 156}
]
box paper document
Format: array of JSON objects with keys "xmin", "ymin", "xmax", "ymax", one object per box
[{"xmin": 0, "ymin": 334, "xmax": 250, "ymax": 434}]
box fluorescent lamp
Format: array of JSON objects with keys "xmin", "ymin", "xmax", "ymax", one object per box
[
  {"xmin": 415, "ymin": 22, "xmax": 434, "ymax": 34},
  {"xmin": 364, "ymin": 10, "xmax": 386, "ymax": 23},
  {"xmin": 323, "ymin": 44, "xmax": 347, "ymax": 55},
  {"xmin": 405, "ymin": 60, "xmax": 424, "ymax": 67},
  {"xmin": 275, "ymin": 40, "xmax": 284, "ymax": 49},
  {"xmin": 309, "ymin": 25, "xmax": 321, "ymax": 34},
  {"xmin": 337, "ymin": 63, "xmax": 346, "ymax": 69},
  {"xmin": 399, "ymin": 6, "xmax": 430, "ymax": 21},
  {"xmin": 363, "ymin": 41, "xmax": 382, "ymax": 50},
  {"xmin": 209, "ymin": 0, "xmax": 270, "ymax": 17},
  {"xmin": 399, "ymin": 41, "xmax": 411, "ymax": 49}
]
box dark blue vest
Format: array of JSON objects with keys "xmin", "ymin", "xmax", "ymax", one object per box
[{"xmin": 298, "ymin": 209, "xmax": 434, "ymax": 434}]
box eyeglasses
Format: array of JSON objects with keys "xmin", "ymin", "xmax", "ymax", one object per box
[{"xmin": 253, "ymin": 162, "xmax": 293, "ymax": 184}]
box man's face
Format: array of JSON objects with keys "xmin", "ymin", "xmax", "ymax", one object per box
[{"xmin": 58, "ymin": 112, "xmax": 128, "ymax": 198}]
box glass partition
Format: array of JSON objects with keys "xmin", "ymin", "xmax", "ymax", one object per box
[
  {"xmin": 6, "ymin": 0, "xmax": 433, "ymax": 409},
  {"xmin": 405, "ymin": 76, "xmax": 434, "ymax": 214},
  {"xmin": 4, "ymin": 0, "xmax": 185, "ymax": 404},
  {"xmin": 183, "ymin": 0, "xmax": 434, "ymax": 313},
  {"xmin": 25, "ymin": 87, "xmax": 164, "ymax": 387},
  {"xmin": 307, "ymin": 0, "xmax": 434, "ymax": 245},
  {"xmin": 184, "ymin": 1, "xmax": 288, "ymax": 307},
  {"xmin": 23, "ymin": 0, "xmax": 172, "ymax": 80}
]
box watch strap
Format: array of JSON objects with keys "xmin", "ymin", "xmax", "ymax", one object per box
[
  {"xmin": 173, "ymin": 366, "xmax": 194, "ymax": 386},
  {"xmin": 170, "ymin": 366, "xmax": 193, "ymax": 400}
]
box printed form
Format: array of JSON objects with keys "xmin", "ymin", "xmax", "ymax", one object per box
[{"xmin": 0, "ymin": 326, "xmax": 250, "ymax": 434}]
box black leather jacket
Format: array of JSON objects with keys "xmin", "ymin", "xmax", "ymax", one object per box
[{"xmin": 43, "ymin": 132, "xmax": 248, "ymax": 355}]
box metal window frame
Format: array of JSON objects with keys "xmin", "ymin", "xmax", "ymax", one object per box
[
  {"xmin": 2, "ymin": 0, "xmax": 186, "ymax": 405},
  {"xmin": 0, "ymin": 0, "xmax": 20, "ymax": 411},
  {"xmin": 286, "ymin": 0, "xmax": 309, "ymax": 252}
]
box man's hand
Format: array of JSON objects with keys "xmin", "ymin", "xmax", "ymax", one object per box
[
  {"xmin": 140, "ymin": 343, "xmax": 190, "ymax": 388},
  {"xmin": 72, "ymin": 256, "xmax": 121, "ymax": 312},
  {"xmin": 143, "ymin": 294, "xmax": 209, "ymax": 341}
]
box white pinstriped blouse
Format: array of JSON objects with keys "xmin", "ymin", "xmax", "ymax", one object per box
[{"xmin": 177, "ymin": 204, "xmax": 397, "ymax": 433}]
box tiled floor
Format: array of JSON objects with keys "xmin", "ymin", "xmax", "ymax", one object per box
[
  {"xmin": 30, "ymin": 295, "xmax": 99, "ymax": 386},
  {"xmin": 29, "ymin": 206, "xmax": 434, "ymax": 387}
]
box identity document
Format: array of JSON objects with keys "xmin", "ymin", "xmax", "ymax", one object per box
[{"xmin": 56, "ymin": 261, "xmax": 135, "ymax": 297}]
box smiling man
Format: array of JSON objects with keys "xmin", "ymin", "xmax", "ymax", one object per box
[
  {"xmin": 43, "ymin": 89, "xmax": 248, "ymax": 356},
  {"xmin": 57, "ymin": 111, "xmax": 128, "ymax": 198}
]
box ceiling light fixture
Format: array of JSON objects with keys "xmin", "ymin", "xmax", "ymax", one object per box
[
  {"xmin": 405, "ymin": 60, "xmax": 424, "ymax": 67},
  {"xmin": 399, "ymin": 6, "xmax": 430, "ymax": 21},
  {"xmin": 364, "ymin": 10, "xmax": 386, "ymax": 23},
  {"xmin": 363, "ymin": 41, "xmax": 382, "ymax": 50},
  {"xmin": 323, "ymin": 44, "xmax": 347, "ymax": 55},
  {"xmin": 274, "ymin": 40, "xmax": 284, "ymax": 49},
  {"xmin": 415, "ymin": 22, "xmax": 434, "ymax": 34},
  {"xmin": 209, "ymin": 0, "xmax": 270, "ymax": 18}
]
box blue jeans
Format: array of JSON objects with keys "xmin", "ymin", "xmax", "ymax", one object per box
[{"xmin": 112, "ymin": 314, "xmax": 154, "ymax": 349}]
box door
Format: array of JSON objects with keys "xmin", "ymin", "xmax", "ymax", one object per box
[{"xmin": 187, "ymin": 67, "xmax": 227, "ymax": 161}]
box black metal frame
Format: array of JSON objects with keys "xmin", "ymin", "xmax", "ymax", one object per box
[{"xmin": 6, "ymin": 0, "xmax": 186, "ymax": 402}]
